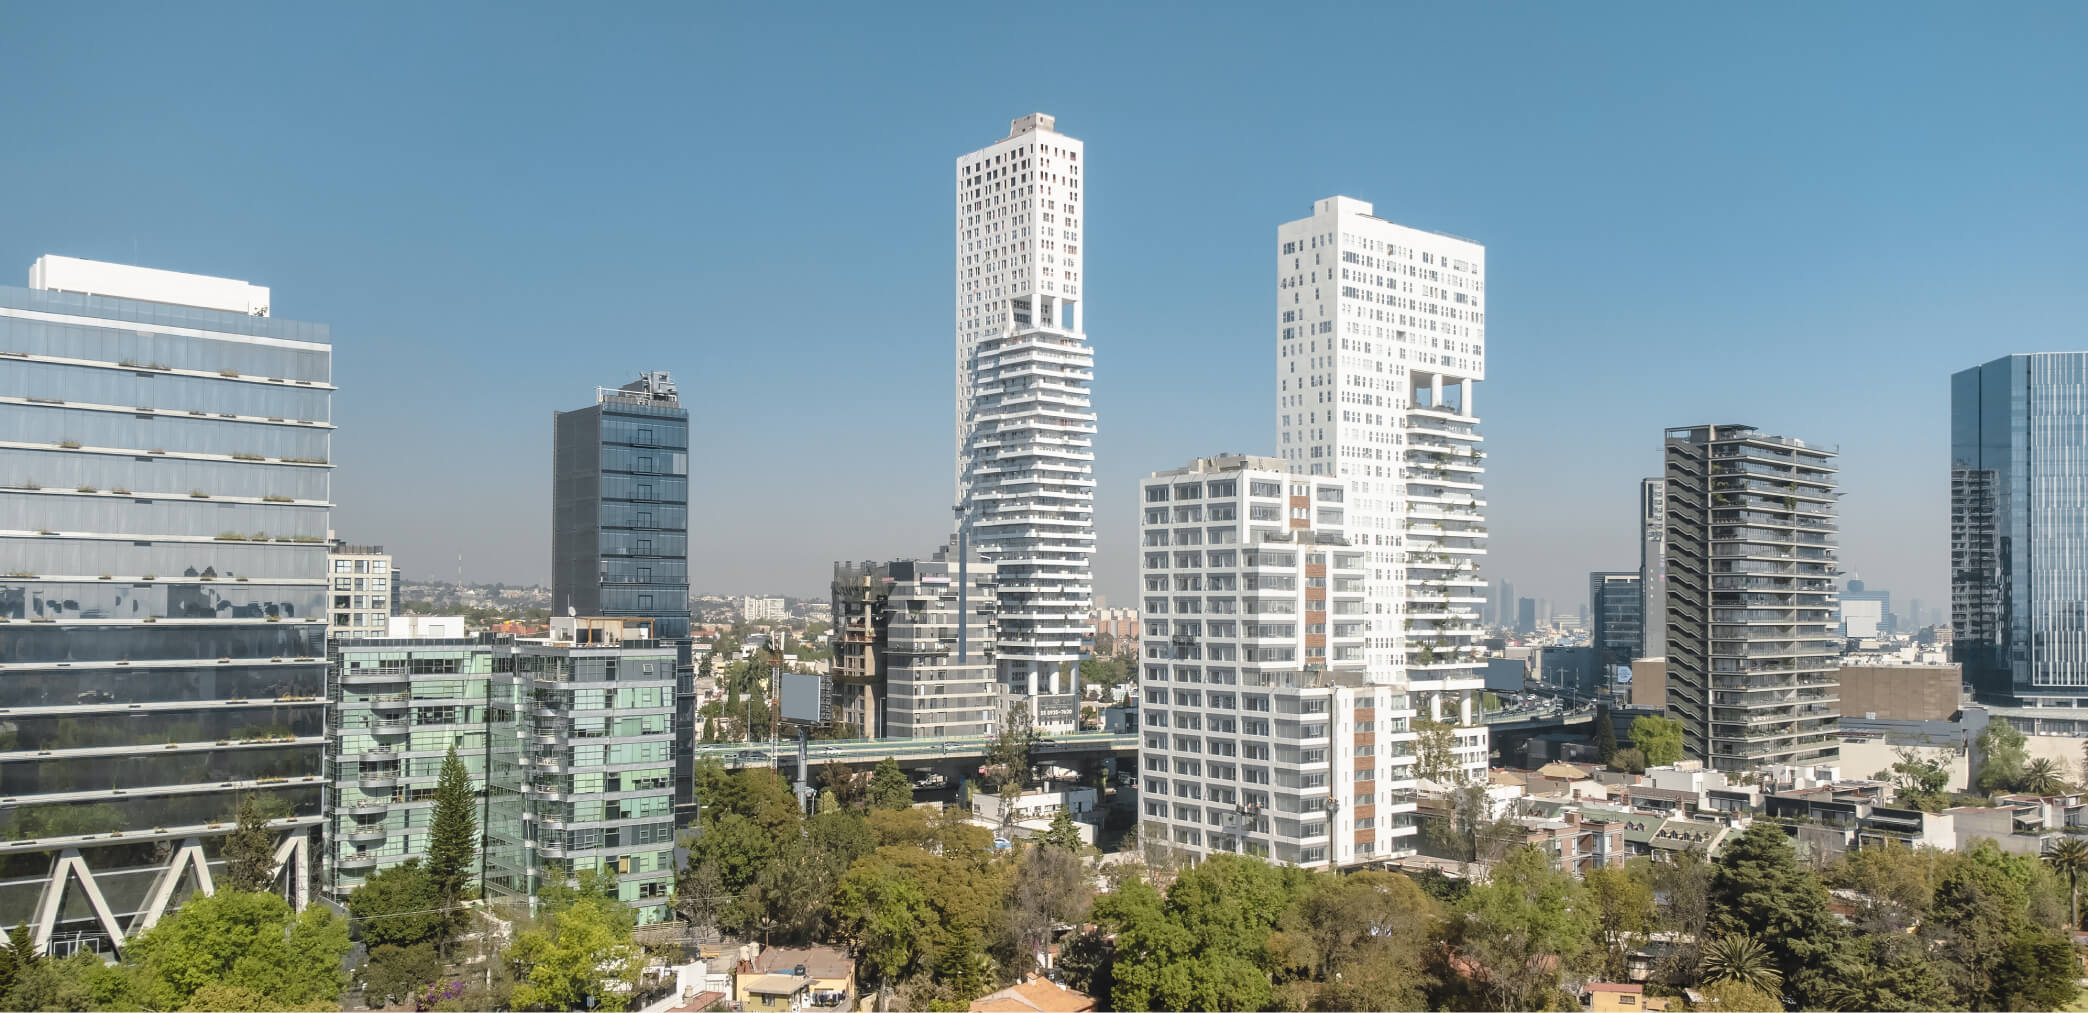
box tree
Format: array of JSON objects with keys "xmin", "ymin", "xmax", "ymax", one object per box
[
  {"xmin": 363, "ymin": 943, "xmax": 441, "ymax": 1006},
  {"xmin": 1267, "ymin": 870, "xmax": 1436, "ymax": 1011},
  {"xmin": 221, "ymin": 794, "xmax": 279, "ymax": 893},
  {"xmin": 1975, "ymin": 720, "xmax": 2028, "ymax": 793},
  {"xmin": 926, "ymin": 926, "xmax": 993, "ymax": 1007},
  {"xmin": 428, "ymin": 745, "xmax": 479, "ymax": 915},
  {"xmin": 1813, "ymin": 933, "xmax": 1954, "ymax": 1012},
  {"xmin": 1594, "ymin": 707, "xmax": 1619, "ymax": 765},
  {"xmin": 1422, "ymin": 780, "xmax": 1522, "ymax": 866},
  {"xmin": 1883, "ymin": 747, "xmax": 1952, "ymax": 812},
  {"xmin": 1827, "ymin": 843, "xmax": 1940, "ymax": 934},
  {"xmin": 1609, "ymin": 747, "xmax": 1648, "ymax": 774},
  {"xmin": 832, "ymin": 860, "xmax": 936, "ymax": 1002},
  {"xmin": 1699, "ymin": 934, "xmax": 1780, "ymax": 995},
  {"xmin": 1927, "ymin": 841, "xmax": 2079, "ymax": 1009},
  {"xmin": 1647, "ymin": 849, "xmax": 1714, "ymax": 987},
  {"xmin": 507, "ymin": 871, "xmax": 642, "ymax": 1012},
  {"xmin": 1096, "ymin": 855, "xmax": 1309, "ymax": 1012},
  {"xmin": 987, "ymin": 701, "xmax": 1037, "ymax": 795},
  {"xmin": 1629, "ymin": 714, "xmax": 1685, "ymax": 767},
  {"xmin": 1708, "ymin": 822, "xmax": 1843, "ymax": 1008},
  {"xmin": 1007, "ymin": 844, "xmax": 1092, "ymax": 967},
  {"xmin": 1449, "ymin": 845, "xmax": 1595, "ymax": 1011},
  {"xmin": 869, "ymin": 757, "xmax": 914, "ymax": 811},
  {"xmin": 125, "ymin": 890, "xmax": 351, "ymax": 1011},
  {"xmin": 2020, "ymin": 755, "xmax": 2068, "ymax": 795},
  {"xmin": 1584, "ymin": 865, "xmax": 1654, "ymax": 982},
  {"xmin": 1039, "ymin": 808, "xmax": 1085, "ymax": 852},
  {"xmin": 674, "ymin": 859, "xmax": 726, "ymax": 938},
  {"xmin": 1693, "ymin": 978, "xmax": 1783, "ymax": 1012},
  {"xmin": 1412, "ymin": 718, "xmax": 1461, "ymax": 785},
  {"xmin": 346, "ymin": 858, "xmax": 445, "ymax": 951},
  {"xmin": 2045, "ymin": 836, "xmax": 2088, "ymax": 930}
]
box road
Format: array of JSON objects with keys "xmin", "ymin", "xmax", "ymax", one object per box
[{"xmin": 691, "ymin": 729, "xmax": 1136, "ymax": 769}]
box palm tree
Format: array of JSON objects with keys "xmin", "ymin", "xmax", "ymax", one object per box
[
  {"xmin": 2021, "ymin": 756, "xmax": 2069, "ymax": 796},
  {"xmin": 2044, "ymin": 837, "xmax": 2088, "ymax": 929},
  {"xmin": 1700, "ymin": 933, "xmax": 1782, "ymax": 996}
]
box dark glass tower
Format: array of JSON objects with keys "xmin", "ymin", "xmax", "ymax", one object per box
[
  {"xmin": 551, "ymin": 373, "xmax": 693, "ymax": 813},
  {"xmin": 1954, "ymin": 354, "xmax": 2088, "ymax": 729},
  {"xmin": 0, "ymin": 257, "xmax": 331, "ymax": 954}
]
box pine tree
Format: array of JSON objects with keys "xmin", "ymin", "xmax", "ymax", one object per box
[
  {"xmin": 427, "ymin": 746, "xmax": 479, "ymax": 913},
  {"xmin": 1595, "ymin": 707, "xmax": 1619, "ymax": 765},
  {"xmin": 1040, "ymin": 808, "xmax": 1085, "ymax": 852},
  {"xmin": 222, "ymin": 794, "xmax": 279, "ymax": 892},
  {"xmin": 869, "ymin": 757, "xmax": 914, "ymax": 811}
]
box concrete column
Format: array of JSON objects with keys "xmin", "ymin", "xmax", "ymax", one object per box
[
  {"xmin": 1431, "ymin": 373, "xmax": 1443, "ymax": 408},
  {"xmin": 1462, "ymin": 378, "xmax": 1475, "ymax": 417},
  {"xmin": 1460, "ymin": 691, "xmax": 1474, "ymax": 725}
]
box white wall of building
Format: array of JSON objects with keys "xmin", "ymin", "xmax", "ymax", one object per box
[{"xmin": 30, "ymin": 254, "xmax": 270, "ymax": 316}]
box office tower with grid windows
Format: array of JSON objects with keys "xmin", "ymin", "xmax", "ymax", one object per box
[
  {"xmin": 954, "ymin": 113, "xmax": 1092, "ymax": 732},
  {"xmin": 1953, "ymin": 353, "xmax": 2088, "ymax": 732},
  {"xmin": 551, "ymin": 373, "xmax": 694, "ymax": 820},
  {"xmin": 0, "ymin": 255, "xmax": 330, "ymax": 954},
  {"xmin": 1662, "ymin": 424, "xmax": 1840, "ymax": 771},
  {"xmin": 326, "ymin": 541, "xmax": 392, "ymax": 640},
  {"xmin": 1136, "ymin": 456, "xmax": 1421, "ymax": 867},
  {"xmin": 1275, "ymin": 197, "xmax": 1489, "ymax": 776}
]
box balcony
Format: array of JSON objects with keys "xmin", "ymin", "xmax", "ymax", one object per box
[
  {"xmin": 337, "ymin": 852, "xmax": 380, "ymax": 869},
  {"xmin": 358, "ymin": 772, "xmax": 399, "ymax": 788},
  {"xmin": 371, "ymin": 719, "xmax": 409, "ymax": 735},
  {"xmin": 349, "ymin": 799, "xmax": 391, "ymax": 813},
  {"xmin": 347, "ymin": 824, "xmax": 388, "ymax": 841}
]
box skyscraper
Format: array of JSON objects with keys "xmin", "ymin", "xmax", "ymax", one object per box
[
  {"xmin": 1, "ymin": 256, "xmax": 330, "ymax": 953},
  {"xmin": 1662, "ymin": 424, "xmax": 1840, "ymax": 771},
  {"xmin": 955, "ymin": 114, "xmax": 1093, "ymax": 732},
  {"xmin": 1277, "ymin": 196, "xmax": 1489, "ymax": 774},
  {"xmin": 1953, "ymin": 354, "xmax": 2088, "ymax": 732},
  {"xmin": 1640, "ymin": 477, "xmax": 1668, "ymax": 658},
  {"xmin": 551, "ymin": 372, "xmax": 694, "ymax": 814},
  {"xmin": 1589, "ymin": 571, "xmax": 1644, "ymax": 678}
]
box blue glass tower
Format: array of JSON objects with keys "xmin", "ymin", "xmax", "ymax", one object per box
[{"xmin": 1953, "ymin": 354, "xmax": 2088, "ymax": 726}]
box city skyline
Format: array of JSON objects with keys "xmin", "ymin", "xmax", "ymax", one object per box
[{"xmin": 5, "ymin": 6, "xmax": 2085, "ymax": 612}]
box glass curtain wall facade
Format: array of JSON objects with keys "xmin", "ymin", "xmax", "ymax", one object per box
[
  {"xmin": 1953, "ymin": 354, "xmax": 2088, "ymax": 726},
  {"xmin": 488, "ymin": 619, "xmax": 676, "ymax": 925},
  {"xmin": 1662, "ymin": 424, "xmax": 1840, "ymax": 772},
  {"xmin": 551, "ymin": 373, "xmax": 693, "ymax": 819},
  {"xmin": 1589, "ymin": 571, "xmax": 1643, "ymax": 684},
  {"xmin": 325, "ymin": 637, "xmax": 502, "ymax": 901},
  {"xmin": 0, "ymin": 275, "xmax": 331, "ymax": 954}
]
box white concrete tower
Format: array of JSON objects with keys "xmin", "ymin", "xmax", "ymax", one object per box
[
  {"xmin": 955, "ymin": 113, "xmax": 1094, "ymax": 731},
  {"xmin": 1276, "ymin": 197, "xmax": 1490, "ymax": 778}
]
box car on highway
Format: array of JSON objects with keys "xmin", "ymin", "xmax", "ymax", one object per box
[
  {"xmin": 940, "ymin": 742, "xmax": 962, "ymax": 752},
  {"xmin": 819, "ymin": 745, "xmax": 841, "ymax": 755},
  {"xmin": 737, "ymin": 750, "xmax": 766, "ymax": 762}
]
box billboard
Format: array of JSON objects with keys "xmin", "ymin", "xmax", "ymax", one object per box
[{"xmin": 780, "ymin": 672, "xmax": 828, "ymax": 724}]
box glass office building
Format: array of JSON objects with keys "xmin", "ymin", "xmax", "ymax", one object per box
[
  {"xmin": 1953, "ymin": 353, "xmax": 2088, "ymax": 730},
  {"xmin": 325, "ymin": 636, "xmax": 504, "ymax": 901},
  {"xmin": 551, "ymin": 372, "xmax": 693, "ymax": 819},
  {"xmin": 0, "ymin": 257, "xmax": 330, "ymax": 953}
]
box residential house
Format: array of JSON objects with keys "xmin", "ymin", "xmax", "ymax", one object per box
[
  {"xmin": 970, "ymin": 976, "xmax": 1100, "ymax": 1013},
  {"xmin": 743, "ymin": 945, "xmax": 854, "ymax": 1010}
]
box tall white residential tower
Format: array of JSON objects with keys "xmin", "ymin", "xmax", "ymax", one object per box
[
  {"xmin": 955, "ymin": 113, "xmax": 1094, "ymax": 731},
  {"xmin": 1277, "ymin": 197, "xmax": 1489, "ymax": 776}
]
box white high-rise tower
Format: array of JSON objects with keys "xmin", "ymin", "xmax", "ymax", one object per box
[
  {"xmin": 1277, "ymin": 196, "xmax": 1490, "ymax": 776},
  {"xmin": 955, "ymin": 113, "xmax": 1093, "ymax": 731}
]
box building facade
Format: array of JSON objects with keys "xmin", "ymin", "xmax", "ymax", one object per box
[
  {"xmin": 1275, "ymin": 196, "xmax": 1490, "ymax": 774},
  {"xmin": 1094, "ymin": 607, "xmax": 1140, "ymax": 656},
  {"xmin": 831, "ymin": 539, "xmax": 1000, "ymax": 739},
  {"xmin": 741, "ymin": 596, "xmax": 787, "ymax": 622},
  {"xmin": 1640, "ymin": 477, "xmax": 1668, "ymax": 659},
  {"xmin": 326, "ymin": 634, "xmax": 502, "ymax": 899},
  {"xmin": 550, "ymin": 372, "xmax": 694, "ymax": 821},
  {"xmin": 1590, "ymin": 571, "xmax": 1644, "ymax": 680},
  {"xmin": 326, "ymin": 542, "xmax": 393, "ymax": 640},
  {"xmin": 489, "ymin": 617, "xmax": 677, "ymax": 924},
  {"xmin": 1136, "ymin": 456, "xmax": 1428, "ymax": 868},
  {"xmin": 0, "ymin": 256, "xmax": 330, "ymax": 953},
  {"xmin": 1953, "ymin": 354, "xmax": 2088, "ymax": 729},
  {"xmin": 1662, "ymin": 424, "xmax": 1841, "ymax": 772},
  {"xmin": 954, "ymin": 113, "xmax": 1092, "ymax": 732}
]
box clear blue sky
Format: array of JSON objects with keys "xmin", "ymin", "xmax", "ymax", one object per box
[{"xmin": 4, "ymin": 4, "xmax": 2083, "ymax": 615}]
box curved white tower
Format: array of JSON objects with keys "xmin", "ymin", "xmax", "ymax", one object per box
[{"xmin": 954, "ymin": 114, "xmax": 1094, "ymax": 732}]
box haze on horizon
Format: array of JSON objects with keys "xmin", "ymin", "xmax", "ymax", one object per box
[{"xmin": 4, "ymin": 4, "xmax": 2082, "ymax": 615}]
